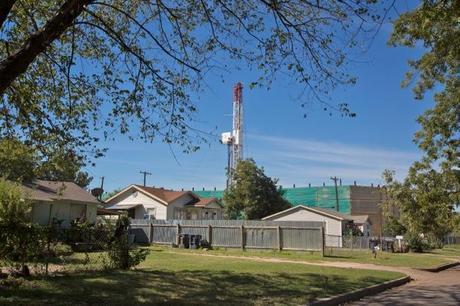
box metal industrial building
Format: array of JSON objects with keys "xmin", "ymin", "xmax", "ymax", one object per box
[{"xmin": 194, "ymin": 184, "xmax": 386, "ymax": 236}]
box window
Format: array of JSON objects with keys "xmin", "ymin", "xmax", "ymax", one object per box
[{"xmin": 143, "ymin": 208, "xmax": 156, "ymax": 220}]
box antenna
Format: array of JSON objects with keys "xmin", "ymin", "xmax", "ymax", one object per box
[
  {"xmin": 221, "ymin": 82, "xmax": 244, "ymax": 187},
  {"xmin": 140, "ymin": 170, "xmax": 152, "ymax": 187}
]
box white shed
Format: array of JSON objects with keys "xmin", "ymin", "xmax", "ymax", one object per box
[{"xmin": 262, "ymin": 206, "xmax": 370, "ymax": 247}]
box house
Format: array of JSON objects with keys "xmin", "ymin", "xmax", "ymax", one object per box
[
  {"xmin": 105, "ymin": 185, "xmax": 223, "ymax": 220},
  {"xmin": 351, "ymin": 215, "xmax": 372, "ymax": 237},
  {"xmin": 21, "ymin": 180, "xmax": 99, "ymax": 226},
  {"xmin": 261, "ymin": 205, "xmax": 370, "ymax": 247}
]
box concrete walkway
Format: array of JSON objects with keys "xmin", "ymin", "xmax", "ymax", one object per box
[
  {"xmin": 169, "ymin": 251, "xmax": 460, "ymax": 305},
  {"xmin": 349, "ymin": 265, "xmax": 460, "ymax": 305}
]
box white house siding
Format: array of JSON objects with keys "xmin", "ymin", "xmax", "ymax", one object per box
[
  {"xmin": 107, "ymin": 189, "xmax": 167, "ymax": 220},
  {"xmin": 265, "ymin": 208, "xmax": 343, "ymax": 236},
  {"xmin": 265, "ymin": 208, "xmax": 345, "ymax": 247}
]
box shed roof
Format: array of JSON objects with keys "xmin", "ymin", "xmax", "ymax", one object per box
[
  {"xmin": 350, "ymin": 215, "xmax": 371, "ymax": 224},
  {"xmin": 262, "ymin": 205, "xmax": 354, "ymax": 221},
  {"xmin": 21, "ymin": 180, "xmax": 99, "ymax": 204}
]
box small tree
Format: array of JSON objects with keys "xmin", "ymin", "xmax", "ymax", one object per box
[
  {"xmin": 224, "ymin": 159, "xmax": 291, "ymax": 220},
  {"xmin": 0, "ymin": 178, "xmax": 36, "ymax": 275},
  {"xmin": 105, "ymin": 216, "xmax": 149, "ymax": 270},
  {"xmin": 382, "ymin": 170, "xmax": 454, "ymax": 252}
]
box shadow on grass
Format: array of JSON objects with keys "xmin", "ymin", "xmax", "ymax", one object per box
[
  {"xmin": 323, "ymin": 254, "xmax": 354, "ymax": 259},
  {"xmin": 0, "ymin": 268, "xmax": 392, "ymax": 305}
]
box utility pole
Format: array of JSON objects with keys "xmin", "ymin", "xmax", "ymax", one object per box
[
  {"xmin": 330, "ymin": 176, "xmax": 340, "ymax": 212},
  {"xmin": 139, "ymin": 171, "xmax": 152, "ymax": 187},
  {"xmin": 100, "ymin": 176, "xmax": 105, "ymax": 189}
]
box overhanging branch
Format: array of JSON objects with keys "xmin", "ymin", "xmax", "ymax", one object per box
[{"xmin": 0, "ymin": 0, "xmax": 93, "ymax": 96}]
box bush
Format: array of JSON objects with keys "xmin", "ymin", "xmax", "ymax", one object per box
[
  {"xmin": 105, "ymin": 216, "xmax": 149, "ymax": 270},
  {"xmin": 0, "ymin": 179, "xmax": 37, "ymax": 275},
  {"xmin": 405, "ymin": 232, "xmax": 431, "ymax": 253}
]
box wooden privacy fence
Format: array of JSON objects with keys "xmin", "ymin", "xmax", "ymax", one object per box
[{"xmin": 130, "ymin": 221, "xmax": 325, "ymax": 252}]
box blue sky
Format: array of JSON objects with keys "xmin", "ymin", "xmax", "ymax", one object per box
[{"xmin": 86, "ymin": 14, "xmax": 432, "ymax": 193}]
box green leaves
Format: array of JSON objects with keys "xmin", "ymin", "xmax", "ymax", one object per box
[
  {"xmin": 223, "ymin": 159, "xmax": 290, "ymax": 220},
  {"xmin": 0, "ymin": 0, "xmax": 390, "ymax": 164},
  {"xmin": 385, "ymin": 1, "xmax": 460, "ymax": 241},
  {"xmin": 0, "ymin": 138, "xmax": 92, "ymax": 187}
]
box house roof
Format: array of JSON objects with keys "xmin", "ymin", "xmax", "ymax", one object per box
[
  {"xmin": 262, "ymin": 205, "xmax": 354, "ymax": 221},
  {"xmin": 134, "ymin": 185, "xmax": 194, "ymax": 204},
  {"xmin": 105, "ymin": 184, "xmax": 199, "ymax": 206},
  {"xmin": 185, "ymin": 197, "xmax": 221, "ymax": 208},
  {"xmin": 351, "ymin": 215, "xmax": 371, "ymax": 224},
  {"xmin": 21, "ymin": 180, "xmax": 99, "ymax": 204}
]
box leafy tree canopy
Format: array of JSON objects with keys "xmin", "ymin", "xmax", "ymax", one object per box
[
  {"xmin": 0, "ymin": 138, "xmax": 92, "ymax": 187},
  {"xmin": 223, "ymin": 159, "xmax": 290, "ymax": 220},
  {"xmin": 382, "ymin": 215, "xmax": 406, "ymax": 237},
  {"xmin": 382, "ymin": 169, "xmax": 455, "ymax": 243},
  {"xmin": 0, "ymin": 0, "xmax": 393, "ymax": 164},
  {"xmin": 0, "ymin": 178, "xmax": 30, "ymax": 224},
  {"xmin": 383, "ymin": 1, "xmax": 459, "ymax": 241}
]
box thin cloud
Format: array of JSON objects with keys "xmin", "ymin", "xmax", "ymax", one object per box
[{"xmin": 247, "ymin": 134, "xmax": 419, "ymax": 185}]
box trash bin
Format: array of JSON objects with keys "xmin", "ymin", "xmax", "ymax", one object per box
[
  {"xmin": 179, "ymin": 234, "xmax": 190, "ymax": 248},
  {"xmin": 189, "ymin": 235, "xmax": 202, "ymax": 249}
]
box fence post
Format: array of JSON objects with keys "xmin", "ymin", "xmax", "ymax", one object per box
[
  {"xmin": 240, "ymin": 225, "xmax": 245, "ymax": 250},
  {"xmin": 149, "ymin": 223, "xmax": 154, "ymax": 244},
  {"xmin": 176, "ymin": 224, "xmax": 181, "ymax": 246},
  {"xmin": 277, "ymin": 226, "xmax": 282, "ymax": 251},
  {"xmin": 208, "ymin": 225, "xmax": 212, "ymax": 246},
  {"xmin": 321, "ymin": 226, "xmax": 325, "ymax": 257}
]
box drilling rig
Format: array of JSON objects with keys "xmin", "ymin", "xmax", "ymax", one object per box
[{"xmin": 221, "ymin": 82, "xmax": 243, "ymax": 187}]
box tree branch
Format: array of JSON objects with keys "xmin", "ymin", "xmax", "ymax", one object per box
[{"xmin": 0, "ymin": 0, "xmax": 93, "ymax": 95}]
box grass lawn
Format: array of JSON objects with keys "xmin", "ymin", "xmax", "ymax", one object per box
[
  {"xmin": 172, "ymin": 245, "xmax": 456, "ymax": 269},
  {"xmin": 430, "ymin": 244, "xmax": 460, "ymax": 257},
  {"xmin": 0, "ymin": 248, "xmax": 403, "ymax": 305}
]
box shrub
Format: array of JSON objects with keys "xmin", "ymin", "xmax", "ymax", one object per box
[
  {"xmin": 0, "ymin": 179, "xmax": 37, "ymax": 275},
  {"xmin": 405, "ymin": 232, "xmax": 431, "ymax": 253},
  {"xmin": 105, "ymin": 216, "xmax": 149, "ymax": 270}
]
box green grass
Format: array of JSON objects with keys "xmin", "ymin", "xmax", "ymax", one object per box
[
  {"xmin": 430, "ymin": 244, "xmax": 460, "ymax": 257},
  {"xmin": 172, "ymin": 245, "xmax": 455, "ymax": 269},
  {"xmin": 0, "ymin": 248, "xmax": 403, "ymax": 305}
]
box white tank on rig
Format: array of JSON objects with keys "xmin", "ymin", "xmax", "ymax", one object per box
[{"xmin": 221, "ymin": 82, "xmax": 243, "ymax": 187}]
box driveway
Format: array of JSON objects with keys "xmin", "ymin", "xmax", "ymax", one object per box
[{"xmin": 349, "ymin": 265, "xmax": 460, "ymax": 305}]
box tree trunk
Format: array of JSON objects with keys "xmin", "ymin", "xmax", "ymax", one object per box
[{"xmin": 0, "ymin": 0, "xmax": 93, "ymax": 95}]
